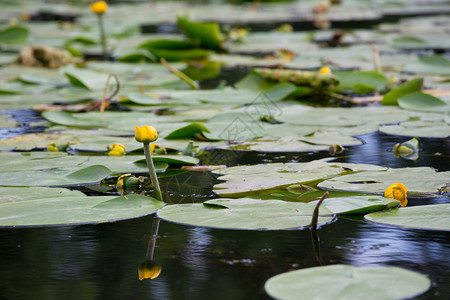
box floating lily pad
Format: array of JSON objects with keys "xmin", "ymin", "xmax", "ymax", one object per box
[
  {"xmin": 318, "ymin": 167, "xmax": 450, "ymax": 194},
  {"xmin": 398, "ymin": 92, "xmax": 449, "ymax": 113},
  {"xmin": 334, "ymin": 71, "xmax": 387, "ymax": 94},
  {"xmin": 0, "ymin": 165, "xmax": 111, "ymax": 187},
  {"xmin": 0, "ymin": 194, "xmax": 164, "ymax": 227},
  {"xmin": 0, "ymin": 186, "xmax": 85, "ymax": 204},
  {"xmin": 379, "ymin": 121, "xmax": 450, "ymax": 138},
  {"xmin": 319, "ymin": 196, "xmax": 400, "ymax": 215},
  {"xmin": 382, "ymin": 77, "xmax": 423, "ymax": 106},
  {"xmin": 213, "ymin": 161, "xmax": 386, "ymax": 197},
  {"xmin": 403, "ymin": 55, "xmax": 450, "ymax": 75},
  {"xmin": 265, "ymin": 264, "xmax": 431, "ymax": 300},
  {"xmin": 0, "ymin": 26, "xmax": 29, "ymax": 45},
  {"xmin": 157, "ymin": 198, "xmax": 334, "ymax": 230},
  {"xmin": 365, "ymin": 204, "xmax": 450, "ymax": 231}
]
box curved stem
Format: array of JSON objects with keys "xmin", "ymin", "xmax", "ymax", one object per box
[{"xmin": 143, "ymin": 142, "xmax": 163, "ymax": 201}]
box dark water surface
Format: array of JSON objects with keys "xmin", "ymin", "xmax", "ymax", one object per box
[{"xmin": 0, "ymin": 111, "xmax": 449, "ymax": 299}]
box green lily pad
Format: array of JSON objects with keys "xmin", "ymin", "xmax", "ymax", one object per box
[
  {"xmin": 0, "ymin": 113, "xmax": 17, "ymax": 128},
  {"xmin": 318, "ymin": 167, "xmax": 450, "ymax": 194},
  {"xmin": 213, "ymin": 161, "xmax": 386, "ymax": 197},
  {"xmin": 157, "ymin": 198, "xmax": 334, "ymax": 230},
  {"xmin": 0, "ymin": 186, "xmax": 85, "ymax": 204},
  {"xmin": 0, "ymin": 165, "xmax": 111, "ymax": 187},
  {"xmin": 398, "ymin": 92, "xmax": 449, "ymax": 113},
  {"xmin": 0, "ymin": 26, "xmax": 29, "ymax": 45},
  {"xmin": 0, "ymin": 194, "xmax": 164, "ymax": 227},
  {"xmin": 382, "ymin": 77, "xmax": 423, "ymax": 106},
  {"xmin": 318, "ymin": 196, "xmax": 400, "ymax": 215},
  {"xmin": 126, "ymin": 92, "xmax": 163, "ymax": 105},
  {"xmin": 265, "ymin": 264, "xmax": 431, "ymax": 300},
  {"xmin": 164, "ymin": 122, "xmax": 211, "ymax": 139},
  {"xmin": 277, "ymin": 105, "xmax": 409, "ymax": 126},
  {"xmin": 177, "ymin": 16, "xmax": 224, "ymax": 51},
  {"xmin": 136, "ymin": 155, "xmax": 199, "ymax": 166},
  {"xmin": 379, "ymin": 121, "xmax": 450, "ymax": 138},
  {"xmin": 365, "ymin": 204, "xmax": 450, "ymax": 231},
  {"xmin": 403, "ymin": 55, "xmax": 450, "ymax": 75},
  {"xmin": 334, "ymin": 71, "xmax": 387, "ymax": 94}
]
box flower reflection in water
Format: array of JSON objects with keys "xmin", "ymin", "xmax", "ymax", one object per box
[{"xmin": 138, "ymin": 217, "xmax": 162, "ymax": 280}]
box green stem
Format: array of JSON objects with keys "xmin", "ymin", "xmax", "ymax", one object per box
[
  {"xmin": 143, "ymin": 142, "xmax": 163, "ymax": 202},
  {"xmin": 311, "ymin": 191, "xmax": 329, "ymax": 230},
  {"xmin": 98, "ymin": 14, "xmax": 107, "ymax": 61},
  {"xmin": 160, "ymin": 58, "xmax": 199, "ymax": 90}
]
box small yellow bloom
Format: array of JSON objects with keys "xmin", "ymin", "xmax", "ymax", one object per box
[
  {"xmin": 90, "ymin": 1, "xmax": 108, "ymax": 15},
  {"xmin": 319, "ymin": 66, "xmax": 331, "ymax": 75},
  {"xmin": 138, "ymin": 261, "xmax": 162, "ymax": 280},
  {"xmin": 384, "ymin": 183, "xmax": 408, "ymax": 206},
  {"xmin": 135, "ymin": 126, "xmax": 158, "ymax": 144},
  {"xmin": 47, "ymin": 142, "xmax": 59, "ymax": 152},
  {"xmin": 108, "ymin": 143, "xmax": 125, "ymax": 156}
]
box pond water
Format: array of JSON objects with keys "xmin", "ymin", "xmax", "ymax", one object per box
[{"xmin": 0, "ymin": 118, "xmax": 448, "ymax": 299}]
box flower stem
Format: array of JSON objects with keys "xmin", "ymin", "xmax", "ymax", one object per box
[
  {"xmin": 98, "ymin": 14, "xmax": 107, "ymax": 61},
  {"xmin": 143, "ymin": 142, "xmax": 163, "ymax": 201}
]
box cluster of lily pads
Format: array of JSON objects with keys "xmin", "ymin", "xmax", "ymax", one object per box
[{"xmin": 0, "ymin": 0, "xmax": 449, "ymax": 298}]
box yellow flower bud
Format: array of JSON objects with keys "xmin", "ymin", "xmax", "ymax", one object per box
[
  {"xmin": 135, "ymin": 126, "xmax": 158, "ymax": 144},
  {"xmin": 90, "ymin": 1, "xmax": 108, "ymax": 15},
  {"xmin": 138, "ymin": 261, "xmax": 162, "ymax": 280},
  {"xmin": 107, "ymin": 143, "xmax": 125, "ymax": 156},
  {"xmin": 47, "ymin": 142, "xmax": 59, "ymax": 152},
  {"xmin": 384, "ymin": 183, "xmax": 408, "ymax": 206},
  {"xmin": 319, "ymin": 66, "xmax": 331, "ymax": 75}
]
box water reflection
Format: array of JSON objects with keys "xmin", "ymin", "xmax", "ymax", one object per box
[{"xmin": 138, "ymin": 217, "xmax": 162, "ymax": 280}]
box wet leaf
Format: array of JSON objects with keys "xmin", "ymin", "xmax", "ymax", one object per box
[
  {"xmin": 380, "ymin": 121, "xmax": 450, "ymax": 138},
  {"xmin": 213, "ymin": 161, "xmax": 386, "ymax": 197},
  {"xmin": 398, "ymin": 92, "xmax": 449, "ymax": 112},
  {"xmin": 0, "ymin": 165, "xmax": 111, "ymax": 187},
  {"xmin": 318, "ymin": 196, "xmax": 400, "ymax": 215},
  {"xmin": 318, "ymin": 167, "xmax": 450, "ymax": 194},
  {"xmin": 265, "ymin": 265, "xmax": 430, "ymax": 300},
  {"xmin": 382, "ymin": 77, "xmax": 423, "ymax": 106},
  {"xmin": 403, "ymin": 55, "xmax": 450, "ymax": 75},
  {"xmin": 0, "ymin": 194, "xmax": 164, "ymax": 227},
  {"xmin": 0, "ymin": 26, "xmax": 29, "ymax": 45},
  {"xmin": 334, "ymin": 71, "xmax": 387, "ymax": 94},
  {"xmin": 157, "ymin": 198, "xmax": 334, "ymax": 230},
  {"xmin": 366, "ymin": 204, "xmax": 450, "ymax": 231},
  {"xmin": 177, "ymin": 16, "xmax": 224, "ymax": 51}
]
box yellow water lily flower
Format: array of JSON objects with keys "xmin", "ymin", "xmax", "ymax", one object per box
[
  {"xmin": 384, "ymin": 183, "xmax": 408, "ymax": 206},
  {"xmin": 319, "ymin": 66, "xmax": 331, "ymax": 75},
  {"xmin": 90, "ymin": 1, "xmax": 108, "ymax": 15},
  {"xmin": 47, "ymin": 142, "xmax": 59, "ymax": 152},
  {"xmin": 135, "ymin": 126, "xmax": 158, "ymax": 144},
  {"xmin": 138, "ymin": 261, "xmax": 162, "ymax": 280},
  {"xmin": 108, "ymin": 143, "xmax": 125, "ymax": 156}
]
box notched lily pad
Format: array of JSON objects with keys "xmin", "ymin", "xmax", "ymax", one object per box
[{"xmin": 157, "ymin": 198, "xmax": 334, "ymax": 230}]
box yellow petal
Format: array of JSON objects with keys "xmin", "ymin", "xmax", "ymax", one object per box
[
  {"xmin": 90, "ymin": 1, "xmax": 108, "ymax": 14},
  {"xmin": 319, "ymin": 66, "xmax": 331, "ymax": 75},
  {"xmin": 384, "ymin": 183, "xmax": 408, "ymax": 206},
  {"xmin": 135, "ymin": 125, "xmax": 158, "ymax": 143}
]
